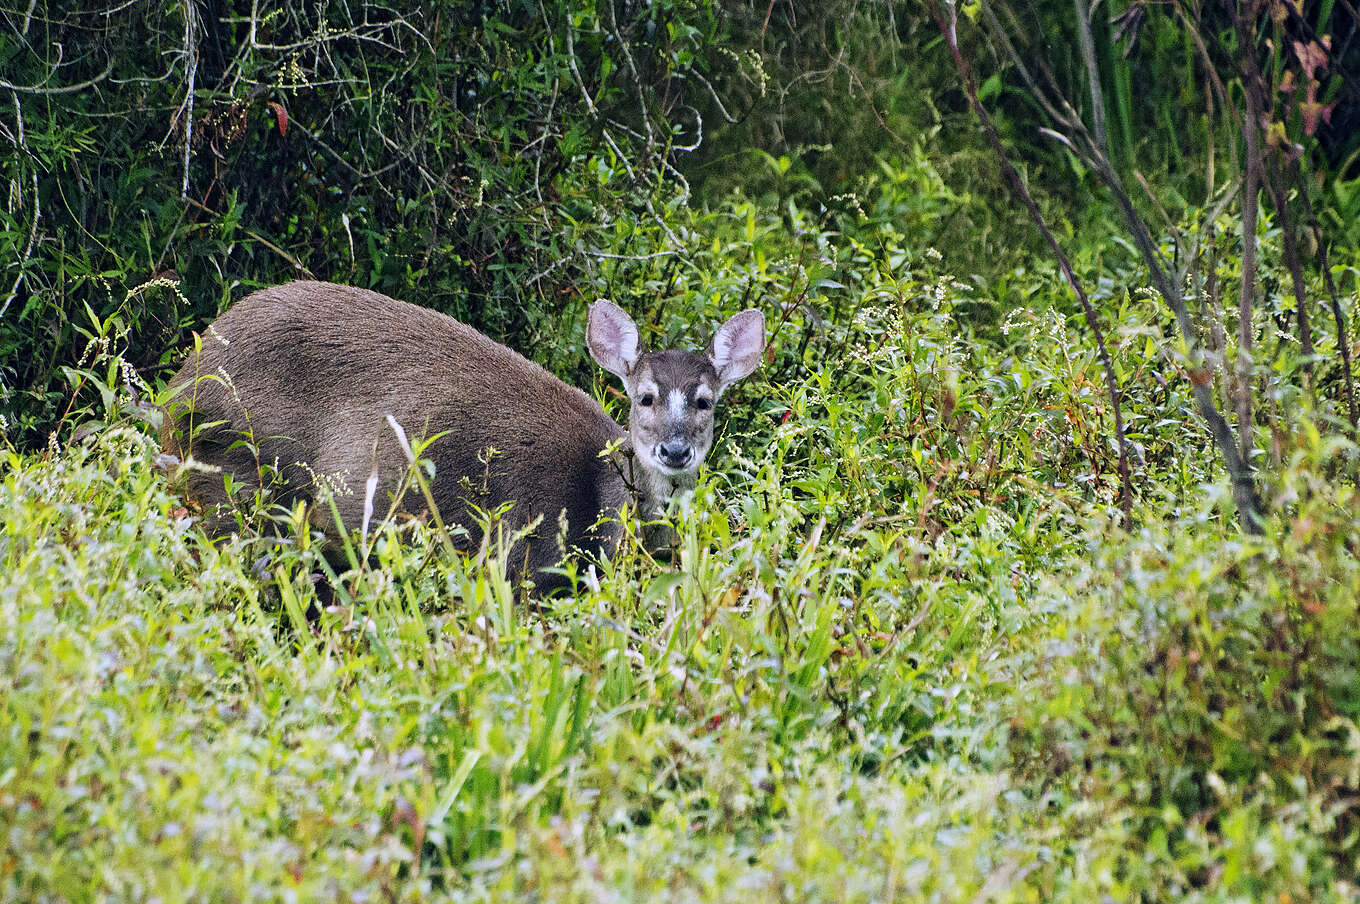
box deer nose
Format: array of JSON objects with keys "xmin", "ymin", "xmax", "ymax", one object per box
[{"xmin": 657, "ymin": 440, "xmax": 693, "ymax": 469}]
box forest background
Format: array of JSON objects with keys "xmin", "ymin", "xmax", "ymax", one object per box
[{"xmin": 2, "ymin": 0, "xmax": 1360, "ymax": 900}]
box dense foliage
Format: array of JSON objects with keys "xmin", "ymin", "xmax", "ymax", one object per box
[
  {"xmin": 2, "ymin": 0, "xmax": 735, "ymax": 441},
  {"xmin": 3, "ymin": 0, "xmax": 1359, "ymax": 900}
]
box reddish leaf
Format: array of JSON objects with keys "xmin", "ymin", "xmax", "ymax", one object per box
[
  {"xmin": 389, "ymin": 794, "xmax": 425, "ymax": 852},
  {"xmin": 1300, "ymin": 101, "xmax": 1335, "ymax": 137},
  {"xmin": 267, "ymin": 101, "xmax": 289, "ymax": 137},
  {"xmin": 1291, "ymin": 39, "xmax": 1329, "ymax": 78},
  {"xmin": 544, "ymin": 829, "xmax": 568, "ymax": 858}
]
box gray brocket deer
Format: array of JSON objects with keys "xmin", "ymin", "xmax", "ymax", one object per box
[{"xmin": 160, "ymin": 281, "xmax": 764, "ymax": 590}]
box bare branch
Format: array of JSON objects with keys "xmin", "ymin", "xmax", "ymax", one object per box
[
  {"xmin": 978, "ymin": 1, "xmax": 1071, "ymax": 128},
  {"xmin": 689, "ymin": 70, "xmax": 738, "ymax": 124},
  {"xmin": 1263, "ymin": 155, "xmax": 1314, "ymax": 368},
  {"xmin": 0, "ymin": 59, "xmax": 114, "ymax": 95},
  {"xmin": 1, "ymin": 93, "xmax": 40, "ymax": 322},
  {"xmin": 1298, "ymin": 172, "xmax": 1359, "ymax": 435},
  {"xmin": 1233, "ymin": 6, "xmax": 1262, "ymax": 465},
  {"xmin": 605, "ymin": 0, "xmax": 656, "ymax": 152},
  {"xmin": 178, "ymin": 0, "xmax": 198, "ymax": 199},
  {"xmin": 974, "ymin": 0, "xmax": 1263, "ymax": 530},
  {"xmin": 1073, "ymin": 0, "xmax": 1107, "ymax": 151},
  {"xmin": 930, "ymin": 0, "xmax": 1133, "ymax": 520}
]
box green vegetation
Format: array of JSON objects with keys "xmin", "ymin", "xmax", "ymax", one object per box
[{"xmin": 3, "ymin": 0, "xmax": 1359, "ymax": 900}]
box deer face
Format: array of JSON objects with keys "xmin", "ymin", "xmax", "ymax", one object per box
[
  {"xmin": 587, "ymin": 300, "xmax": 765, "ymax": 482},
  {"xmin": 623, "ymin": 349, "xmax": 720, "ymax": 476}
]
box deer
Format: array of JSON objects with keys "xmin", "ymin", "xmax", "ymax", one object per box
[{"xmin": 159, "ymin": 281, "xmax": 765, "ymax": 591}]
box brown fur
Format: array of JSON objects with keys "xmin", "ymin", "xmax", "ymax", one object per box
[
  {"xmin": 161, "ymin": 282, "xmax": 629, "ymax": 587},
  {"xmin": 161, "ymin": 281, "xmax": 764, "ymax": 591}
]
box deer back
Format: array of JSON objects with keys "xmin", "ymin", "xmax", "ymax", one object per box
[{"xmin": 162, "ymin": 281, "xmax": 630, "ymax": 583}]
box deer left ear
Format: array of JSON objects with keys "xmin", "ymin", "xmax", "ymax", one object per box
[
  {"xmin": 588, "ymin": 299, "xmax": 641, "ymax": 380},
  {"xmin": 708, "ymin": 309, "xmax": 765, "ymax": 392}
]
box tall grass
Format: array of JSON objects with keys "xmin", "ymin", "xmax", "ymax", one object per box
[{"xmin": 4, "ymin": 181, "xmax": 1358, "ymax": 899}]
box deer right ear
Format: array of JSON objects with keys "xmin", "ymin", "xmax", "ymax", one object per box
[
  {"xmin": 587, "ymin": 299, "xmax": 641, "ymax": 380},
  {"xmin": 708, "ymin": 309, "xmax": 765, "ymax": 392}
]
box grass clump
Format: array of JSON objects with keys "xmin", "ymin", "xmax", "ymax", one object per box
[
  {"xmin": 5, "ymin": 0, "xmax": 1360, "ymax": 897},
  {"xmin": 5, "ymin": 202, "xmax": 1359, "ymax": 898}
]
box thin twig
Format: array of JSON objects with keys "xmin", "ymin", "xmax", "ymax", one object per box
[
  {"xmin": 1073, "ymin": 0, "xmax": 1106, "ymax": 150},
  {"xmin": 183, "ymin": 197, "xmax": 313, "ymax": 274},
  {"xmin": 179, "ymin": 0, "xmax": 199, "ymax": 199},
  {"xmin": 0, "ymin": 59, "xmax": 114, "ymax": 95},
  {"xmin": 930, "ymin": 0, "xmax": 1133, "ymax": 520},
  {"xmin": 975, "ymin": 0, "xmax": 1262, "ymax": 530},
  {"xmin": 1299, "ymin": 183, "xmax": 1359, "ymax": 435},
  {"xmin": 0, "ymin": 93, "xmax": 39, "ymax": 321},
  {"xmin": 689, "ymin": 70, "xmax": 738, "ymax": 123},
  {"xmin": 1264, "ymin": 155, "xmax": 1314, "ymax": 369},
  {"xmin": 605, "ymin": 0, "xmax": 655, "ymax": 151},
  {"xmin": 1233, "ymin": 6, "xmax": 1262, "ymax": 465}
]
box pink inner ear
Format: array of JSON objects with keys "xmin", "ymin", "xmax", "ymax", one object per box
[
  {"xmin": 590, "ymin": 303, "xmax": 639, "ymax": 374},
  {"xmin": 604, "ymin": 319, "xmax": 636, "ymax": 359},
  {"xmin": 713, "ymin": 311, "xmax": 764, "ymax": 375}
]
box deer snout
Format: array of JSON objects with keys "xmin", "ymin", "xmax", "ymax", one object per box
[{"xmin": 657, "ymin": 440, "xmax": 694, "ymax": 470}]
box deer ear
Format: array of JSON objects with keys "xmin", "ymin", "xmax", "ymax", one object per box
[
  {"xmin": 708, "ymin": 309, "xmax": 765, "ymax": 391},
  {"xmin": 587, "ymin": 299, "xmax": 641, "ymax": 380}
]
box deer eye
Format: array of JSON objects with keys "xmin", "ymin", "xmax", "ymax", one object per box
[
  {"xmin": 694, "ymin": 397, "xmax": 712, "ymax": 411},
  {"xmin": 639, "ymin": 393, "xmax": 655, "ymax": 407}
]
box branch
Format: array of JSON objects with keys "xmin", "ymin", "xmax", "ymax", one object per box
[
  {"xmin": 929, "ymin": 0, "xmax": 1133, "ymax": 520},
  {"xmin": 0, "ymin": 58, "xmax": 114, "ymax": 95},
  {"xmin": 1263, "ymin": 154, "xmax": 1313, "ymax": 367},
  {"xmin": 1073, "ymin": 0, "xmax": 1106, "ymax": 151},
  {"xmin": 182, "ymin": 198, "xmax": 313, "ymax": 275},
  {"xmin": 178, "ymin": 0, "xmax": 198, "ymax": 199},
  {"xmin": 689, "ymin": 70, "xmax": 738, "ymax": 124},
  {"xmin": 0, "ymin": 94, "xmax": 40, "ymax": 321},
  {"xmin": 1233, "ymin": 5, "xmax": 1263, "ymax": 465},
  {"xmin": 1299, "ymin": 178, "xmax": 1359, "ymax": 436},
  {"xmin": 974, "ymin": 0, "xmax": 1263, "ymax": 530}
]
